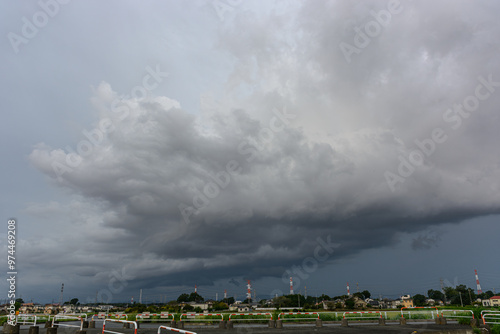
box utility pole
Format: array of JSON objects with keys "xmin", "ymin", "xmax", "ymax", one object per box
[
  {"xmin": 59, "ymin": 283, "xmax": 64, "ymax": 306},
  {"xmin": 459, "ymin": 292, "xmax": 463, "ymax": 307},
  {"xmin": 468, "ymin": 288, "xmax": 473, "ymax": 305}
]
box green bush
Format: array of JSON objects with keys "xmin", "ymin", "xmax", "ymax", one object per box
[{"xmin": 491, "ymin": 324, "xmax": 500, "ymax": 334}]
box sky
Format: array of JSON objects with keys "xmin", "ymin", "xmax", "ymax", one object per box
[{"xmin": 1, "ymin": 0, "xmax": 499, "ymax": 305}]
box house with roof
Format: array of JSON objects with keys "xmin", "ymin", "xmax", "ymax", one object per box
[{"xmin": 482, "ymin": 296, "xmax": 500, "ymax": 307}]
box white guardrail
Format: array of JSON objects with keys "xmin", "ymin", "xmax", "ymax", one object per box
[
  {"xmin": 278, "ymin": 312, "xmax": 319, "ymax": 321},
  {"xmin": 481, "ymin": 311, "xmax": 500, "ymax": 325},
  {"xmin": 158, "ymin": 325, "xmax": 197, "ymax": 334},
  {"xmin": 228, "ymin": 313, "xmax": 273, "ymax": 321},
  {"xmin": 179, "ymin": 313, "xmax": 223, "ymax": 322},
  {"xmin": 60, "ymin": 313, "xmax": 88, "ymax": 320},
  {"xmin": 343, "ymin": 311, "xmax": 382, "ymax": 320},
  {"xmin": 136, "ymin": 313, "xmax": 172, "ymax": 322},
  {"xmin": 52, "ymin": 315, "xmax": 84, "ymax": 330},
  {"xmin": 16, "ymin": 314, "xmax": 37, "ymax": 326},
  {"xmin": 440, "ymin": 309, "xmax": 475, "ymax": 319},
  {"xmin": 102, "ymin": 319, "xmax": 137, "ymax": 334},
  {"xmin": 401, "ymin": 307, "xmax": 440, "ymax": 319}
]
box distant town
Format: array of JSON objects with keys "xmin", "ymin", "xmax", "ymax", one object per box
[{"xmin": 3, "ymin": 284, "xmax": 499, "ymax": 315}]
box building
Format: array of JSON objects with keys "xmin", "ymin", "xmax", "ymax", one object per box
[
  {"xmin": 353, "ymin": 296, "xmax": 367, "ymax": 308},
  {"xmin": 44, "ymin": 304, "xmax": 61, "ymax": 315},
  {"xmin": 483, "ymin": 296, "xmax": 500, "ymax": 307},
  {"xmin": 401, "ymin": 298, "xmax": 414, "ymax": 308},
  {"xmin": 20, "ymin": 303, "xmax": 35, "ymax": 313}
]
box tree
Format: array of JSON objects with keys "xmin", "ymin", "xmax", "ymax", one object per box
[
  {"xmin": 444, "ymin": 287, "xmax": 459, "ymax": 305},
  {"xmin": 361, "ymin": 290, "xmax": 371, "ymax": 299},
  {"xmin": 455, "ymin": 285, "xmax": 475, "ymax": 305},
  {"xmin": 345, "ymin": 299, "xmax": 355, "ymax": 309},
  {"xmin": 273, "ymin": 296, "xmax": 291, "ymax": 309},
  {"xmin": 146, "ymin": 305, "xmax": 159, "ymax": 313},
  {"xmin": 427, "ymin": 289, "xmax": 445, "ymax": 302},
  {"xmin": 177, "ymin": 294, "xmax": 189, "ymax": 303},
  {"xmin": 478, "ymin": 291, "xmax": 494, "ymax": 300},
  {"xmin": 285, "ymin": 294, "xmax": 305, "ymax": 307},
  {"xmin": 183, "ymin": 304, "xmax": 194, "ymax": 311},
  {"xmin": 444, "ymin": 285, "xmax": 475, "ymax": 305},
  {"xmin": 212, "ymin": 302, "xmax": 228, "ymax": 311},
  {"xmin": 188, "ymin": 292, "xmax": 204, "ymax": 303},
  {"xmin": 319, "ymin": 294, "xmax": 331, "ymax": 301},
  {"xmin": 413, "ymin": 294, "xmax": 426, "ymax": 306},
  {"xmin": 70, "ymin": 298, "xmax": 79, "ymax": 305},
  {"xmin": 223, "ymin": 297, "xmax": 235, "ymax": 305},
  {"xmin": 14, "ymin": 298, "xmax": 23, "ymax": 311},
  {"xmin": 353, "ymin": 292, "xmax": 364, "ymax": 299}
]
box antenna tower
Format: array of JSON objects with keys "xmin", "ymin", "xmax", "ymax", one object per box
[{"xmin": 475, "ymin": 269, "xmax": 483, "ymax": 294}]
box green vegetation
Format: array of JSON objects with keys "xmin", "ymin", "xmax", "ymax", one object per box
[
  {"xmin": 176, "ymin": 292, "xmax": 204, "ymax": 303},
  {"xmin": 228, "ymin": 313, "xmax": 272, "ymax": 323}
]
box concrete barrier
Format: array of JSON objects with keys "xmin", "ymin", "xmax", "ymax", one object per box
[
  {"xmin": 46, "ymin": 328, "xmax": 57, "ymax": 334},
  {"xmin": 218, "ymin": 321, "xmax": 226, "ymax": 329},
  {"xmin": 341, "ymin": 319, "xmax": 348, "ymax": 327},
  {"xmin": 378, "ymin": 318, "xmax": 385, "ymax": 326},
  {"xmin": 315, "ymin": 319, "xmax": 322, "ymax": 327},
  {"xmin": 275, "ymin": 320, "xmax": 283, "ymax": 329},
  {"xmin": 226, "ymin": 321, "xmax": 233, "ymax": 329},
  {"xmin": 44, "ymin": 322, "xmax": 51, "ymax": 329},
  {"xmin": 88, "ymin": 321, "xmax": 95, "ymax": 328},
  {"xmin": 399, "ymin": 317, "xmax": 406, "ymax": 325},
  {"xmin": 178, "ymin": 321, "xmax": 184, "ymax": 329},
  {"xmin": 28, "ymin": 326, "xmax": 38, "ymax": 334},
  {"xmin": 268, "ymin": 320, "xmax": 275, "ymax": 328},
  {"xmin": 4, "ymin": 324, "xmax": 19, "ymax": 334}
]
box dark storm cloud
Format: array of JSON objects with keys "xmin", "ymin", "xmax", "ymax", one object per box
[
  {"xmin": 25, "ymin": 0, "xmax": 500, "ymax": 292},
  {"xmin": 411, "ymin": 231, "xmax": 442, "ymax": 250}
]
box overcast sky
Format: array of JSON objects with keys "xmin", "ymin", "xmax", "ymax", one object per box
[{"xmin": 1, "ymin": 0, "xmax": 499, "ymax": 304}]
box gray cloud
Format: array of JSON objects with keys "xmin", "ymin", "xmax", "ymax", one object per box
[
  {"xmin": 4, "ymin": 0, "xmax": 498, "ymax": 300},
  {"xmin": 411, "ymin": 231, "xmax": 442, "ymax": 250}
]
